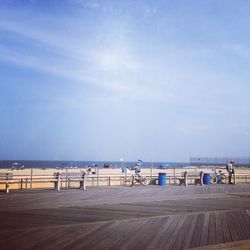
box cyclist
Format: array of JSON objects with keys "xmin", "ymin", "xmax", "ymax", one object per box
[
  {"xmin": 130, "ymin": 163, "xmax": 141, "ymax": 176},
  {"xmin": 128, "ymin": 161, "xmax": 149, "ymax": 187},
  {"xmin": 129, "ymin": 162, "xmax": 147, "ymax": 187}
]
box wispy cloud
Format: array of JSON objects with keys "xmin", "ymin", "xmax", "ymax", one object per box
[
  {"xmin": 92, "ymin": 47, "xmax": 141, "ymax": 71},
  {"xmin": 0, "ymin": 42, "xmax": 160, "ymax": 102},
  {"xmin": 0, "ymin": 5, "xmax": 167, "ymax": 103},
  {"xmin": 0, "ymin": 14, "xmax": 150, "ymax": 99},
  {"xmin": 0, "ymin": 45, "xmax": 125, "ymax": 90},
  {"xmin": 0, "ymin": 19, "xmax": 91, "ymax": 61},
  {"xmin": 1, "ymin": 1, "xmax": 250, "ymax": 106}
]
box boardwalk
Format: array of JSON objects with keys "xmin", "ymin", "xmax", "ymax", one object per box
[{"xmin": 0, "ymin": 184, "xmax": 250, "ymax": 249}]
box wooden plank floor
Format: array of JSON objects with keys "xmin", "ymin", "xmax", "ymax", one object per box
[{"xmin": 0, "ymin": 184, "xmax": 250, "ymax": 249}]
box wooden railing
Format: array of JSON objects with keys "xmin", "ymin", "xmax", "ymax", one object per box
[{"xmin": 1, "ymin": 171, "xmax": 250, "ymax": 193}]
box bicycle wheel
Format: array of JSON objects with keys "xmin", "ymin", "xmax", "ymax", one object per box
[
  {"xmin": 140, "ymin": 176, "xmax": 149, "ymax": 185},
  {"xmin": 210, "ymin": 174, "xmax": 217, "ymax": 184},
  {"xmin": 220, "ymin": 174, "xmax": 227, "ymax": 184},
  {"xmin": 130, "ymin": 175, "xmax": 135, "ymax": 187}
]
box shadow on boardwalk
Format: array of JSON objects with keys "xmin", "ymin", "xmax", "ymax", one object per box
[{"xmin": 0, "ymin": 184, "xmax": 250, "ymax": 249}]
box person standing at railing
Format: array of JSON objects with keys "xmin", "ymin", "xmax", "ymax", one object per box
[{"xmin": 226, "ymin": 161, "xmax": 234, "ymax": 184}]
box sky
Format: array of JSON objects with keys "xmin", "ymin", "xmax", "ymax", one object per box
[{"xmin": 0, "ymin": 0, "xmax": 250, "ymax": 162}]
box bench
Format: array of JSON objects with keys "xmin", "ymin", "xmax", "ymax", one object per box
[
  {"xmin": 177, "ymin": 171, "xmax": 204, "ymax": 186},
  {"xmin": 0, "ymin": 173, "xmax": 14, "ymax": 193},
  {"xmin": 53, "ymin": 172, "xmax": 86, "ymax": 191}
]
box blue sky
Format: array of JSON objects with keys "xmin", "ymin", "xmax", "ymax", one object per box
[{"xmin": 0, "ymin": 0, "xmax": 249, "ymax": 162}]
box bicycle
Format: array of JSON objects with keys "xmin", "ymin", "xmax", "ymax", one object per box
[
  {"xmin": 130, "ymin": 173, "xmax": 150, "ymax": 187},
  {"xmin": 210, "ymin": 169, "xmax": 227, "ymax": 184}
]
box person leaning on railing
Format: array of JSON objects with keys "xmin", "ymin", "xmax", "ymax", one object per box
[{"xmin": 226, "ymin": 161, "xmax": 234, "ymax": 184}]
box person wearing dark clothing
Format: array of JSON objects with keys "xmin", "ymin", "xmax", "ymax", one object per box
[{"xmin": 226, "ymin": 161, "xmax": 234, "ymax": 184}]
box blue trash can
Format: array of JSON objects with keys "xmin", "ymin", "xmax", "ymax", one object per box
[
  {"xmin": 158, "ymin": 173, "xmax": 166, "ymax": 186},
  {"xmin": 203, "ymin": 173, "xmax": 211, "ymax": 185}
]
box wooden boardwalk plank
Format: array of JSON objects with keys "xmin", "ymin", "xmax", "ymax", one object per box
[
  {"xmin": 200, "ymin": 213, "xmax": 210, "ymax": 246},
  {"xmin": 230, "ymin": 211, "xmax": 248, "ymax": 241},
  {"xmin": 208, "ymin": 212, "xmax": 216, "ymax": 245},
  {"xmin": 189, "ymin": 213, "xmax": 205, "ymax": 248},
  {"xmin": 221, "ymin": 211, "xmax": 232, "ymax": 243},
  {"xmin": 31, "ymin": 223, "xmax": 100, "ymax": 250},
  {"xmin": 239, "ymin": 210, "xmax": 250, "ymax": 236},
  {"xmin": 242, "ymin": 210, "xmax": 250, "ymax": 227},
  {"xmin": 154, "ymin": 216, "xmax": 181, "ymax": 249},
  {"xmin": 120, "ymin": 217, "xmax": 162, "ymax": 250},
  {"xmin": 188, "ymin": 239, "xmax": 250, "ymax": 250},
  {"xmin": 0, "ymin": 227, "xmax": 61, "ymax": 250},
  {"xmin": 146, "ymin": 216, "xmax": 176, "ymax": 249},
  {"xmin": 164, "ymin": 214, "xmax": 187, "ymax": 249},
  {"xmin": 107, "ymin": 218, "xmax": 151, "ymax": 249},
  {"xmin": 181, "ymin": 214, "xmax": 198, "ymax": 249},
  {"xmin": 90, "ymin": 219, "xmax": 140, "ymax": 250},
  {"xmin": 64, "ymin": 221, "xmax": 118, "ymax": 249},
  {"xmin": 113, "ymin": 217, "xmax": 156, "ymax": 250},
  {"xmin": 0, "ymin": 230, "xmax": 28, "ymax": 248},
  {"xmin": 172, "ymin": 214, "xmax": 196, "ymax": 250},
  {"xmin": 227, "ymin": 211, "xmax": 240, "ymax": 241},
  {"xmin": 215, "ymin": 212, "xmax": 224, "ymax": 244}
]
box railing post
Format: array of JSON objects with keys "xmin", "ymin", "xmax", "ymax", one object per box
[
  {"xmin": 184, "ymin": 171, "xmax": 188, "ymax": 186},
  {"xmin": 80, "ymin": 172, "xmax": 86, "ymax": 190},
  {"xmin": 5, "ymin": 182, "xmax": 9, "ymax": 193},
  {"xmin": 56, "ymin": 172, "xmax": 61, "ymax": 191},
  {"xmin": 5, "ymin": 173, "xmax": 10, "ymax": 193},
  {"xmin": 30, "ymin": 169, "xmax": 33, "ymax": 189},
  {"xmin": 66, "ymin": 168, "xmax": 68, "ymax": 188},
  {"xmin": 84, "ymin": 172, "xmax": 86, "ymax": 189},
  {"xmin": 233, "ymin": 169, "xmax": 236, "ymax": 185},
  {"xmin": 200, "ymin": 171, "xmax": 204, "ymax": 186},
  {"xmin": 21, "ymin": 178, "xmax": 23, "ymax": 190}
]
